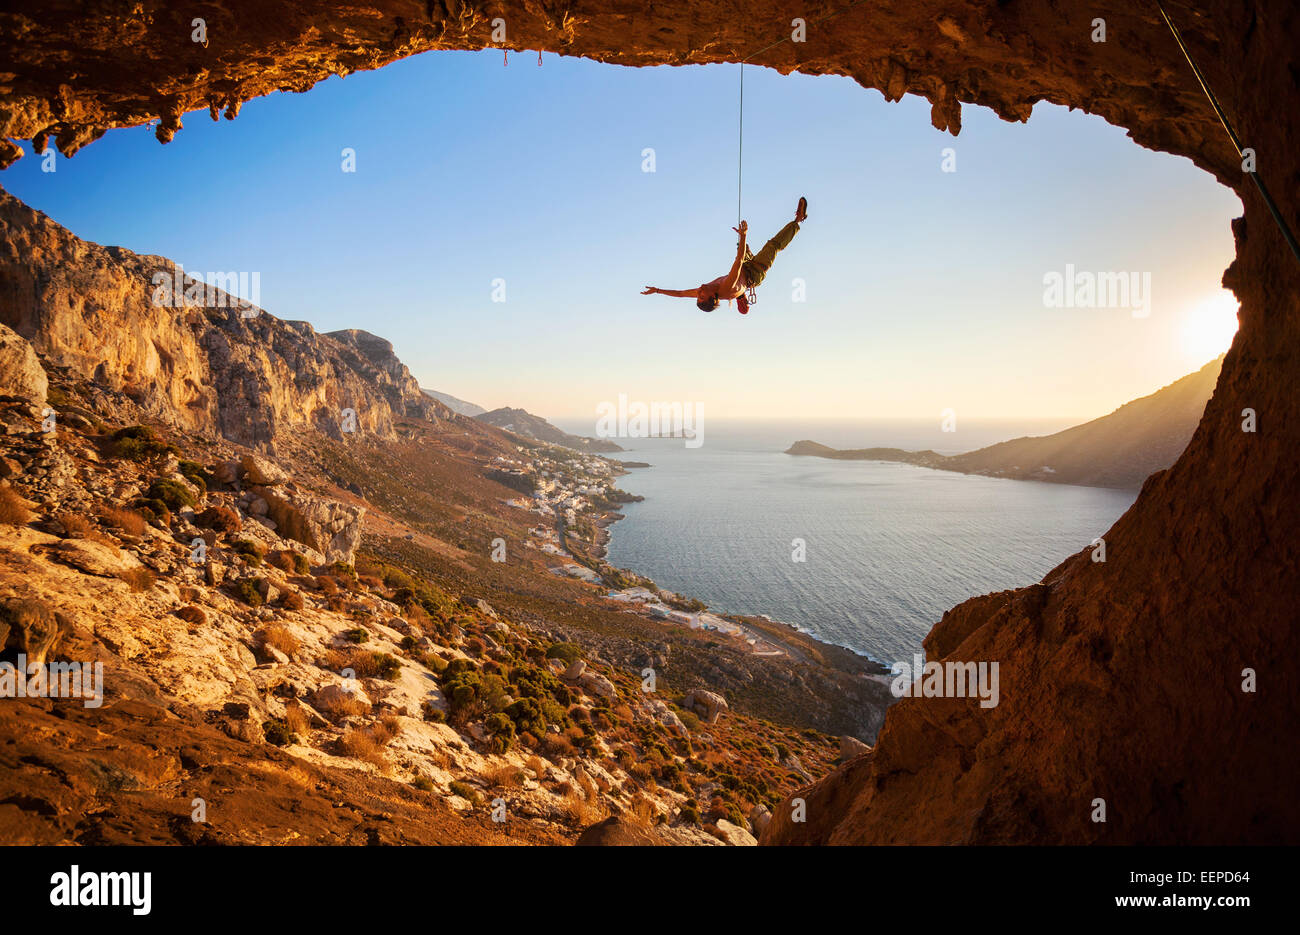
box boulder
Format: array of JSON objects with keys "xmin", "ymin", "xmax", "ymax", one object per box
[
  {"xmin": 659, "ymin": 708, "xmax": 689, "ymax": 737},
  {"xmin": 683, "ymin": 688, "xmax": 729, "ymax": 725},
  {"xmin": 251, "ymin": 485, "xmax": 363, "ymax": 563},
  {"xmin": 578, "ymin": 671, "xmax": 616, "ymax": 700},
  {"xmin": 575, "ymin": 816, "xmax": 662, "ymax": 846},
  {"xmin": 315, "ymin": 682, "xmax": 371, "ymax": 709},
  {"xmin": 0, "ymin": 598, "xmax": 67, "ymax": 667},
  {"xmin": 562, "ymin": 659, "xmax": 586, "ymax": 681},
  {"xmin": 240, "ymin": 454, "xmax": 289, "ymax": 486},
  {"xmin": 51, "ymin": 539, "xmax": 142, "ymax": 577},
  {"xmin": 713, "ymin": 818, "xmax": 757, "ymax": 846},
  {"xmin": 210, "ymin": 460, "xmax": 240, "ymax": 485},
  {"xmin": 840, "ymin": 735, "xmax": 872, "ymax": 760},
  {"xmin": 0, "ymin": 324, "xmax": 47, "ymax": 404},
  {"xmin": 749, "ymin": 804, "xmax": 773, "ymax": 837}
]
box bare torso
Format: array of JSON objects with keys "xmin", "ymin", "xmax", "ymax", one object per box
[{"xmin": 702, "ymin": 271, "xmax": 745, "ymax": 300}]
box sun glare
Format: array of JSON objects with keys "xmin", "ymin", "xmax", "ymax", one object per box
[{"xmin": 1181, "ymin": 291, "xmax": 1240, "ymax": 363}]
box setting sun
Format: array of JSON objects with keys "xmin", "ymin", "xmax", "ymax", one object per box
[{"xmin": 1182, "ymin": 290, "xmax": 1240, "ymax": 362}]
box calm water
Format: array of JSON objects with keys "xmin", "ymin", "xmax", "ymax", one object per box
[{"xmin": 555, "ymin": 419, "xmax": 1138, "ymax": 664}]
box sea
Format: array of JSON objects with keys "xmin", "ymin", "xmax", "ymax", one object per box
[{"xmin": 554, "ymin": 418, "xmax": 1138, "ymax": 666}]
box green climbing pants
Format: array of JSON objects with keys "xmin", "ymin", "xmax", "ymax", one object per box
[{"xmin": 741, "ymin": 220, "xmax": 801, "ymax": 289}]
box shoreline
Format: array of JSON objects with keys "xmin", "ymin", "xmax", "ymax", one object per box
[{"xmin": 594, "ymin": 454, "xmax": 894, "ymax": 676}]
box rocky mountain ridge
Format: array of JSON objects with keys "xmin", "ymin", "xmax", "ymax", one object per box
[
  {"xmin": 787, "ymin": 357, "xmax": 1224, "ymax": 490},
  {"xmin": 0, "ymin": 187, "xmax": 444, "ymax": 454}
]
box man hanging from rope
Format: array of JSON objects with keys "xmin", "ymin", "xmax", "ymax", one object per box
[{"xmin": 642, "ymin": 197, "xmax": 807, "ymax": 314}]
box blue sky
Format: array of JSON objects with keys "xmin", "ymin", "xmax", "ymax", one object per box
[{"xmin": 2, "ymin": 49, "xmax": 1241, "ymax": 422}]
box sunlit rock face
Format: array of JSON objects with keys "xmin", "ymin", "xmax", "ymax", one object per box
[
  {"xmin": 2, "ymin": 1, "xmax": 1298, "ymax": 843},
  {"xmin": 0, "ymin": 190, "xmax": 442, "ymax": 452}
]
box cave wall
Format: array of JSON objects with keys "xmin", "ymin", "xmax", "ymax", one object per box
[{"xmin": 2, "ymin": 1, "xmax": 1298, "ymax": 843}]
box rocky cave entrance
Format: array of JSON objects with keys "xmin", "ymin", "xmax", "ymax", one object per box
[{"xmin": 2, "ymin": 1, "xmax": 1296, "ymax": 844}]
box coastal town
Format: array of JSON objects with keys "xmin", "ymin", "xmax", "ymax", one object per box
[{"xmin": 491, "ymin": 442, "xmax": 787, "ymax": 658}]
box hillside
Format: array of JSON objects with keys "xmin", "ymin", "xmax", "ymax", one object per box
[
  {"xmin": 476, "ymin": 407, "xmax": 624, "ymax": 453},
  {"xmin": 422, "ymin": 388, "xmax": 486, "ymax": 417},
  {"xmin": 787, "ymin": 357, "xmax": 1223, "ymax": 489},
  {"xmin": 0, "ymin": 186, "xmax": 890, "ymax": 845}
]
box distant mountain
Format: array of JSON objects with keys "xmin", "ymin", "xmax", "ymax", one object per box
[
  {"xmin": 475, "ymin": 406, "xmax": 623, "ymax": 453},
  {"xmin": 787, "ymin": 357, "xmax": 1224, "ymax": 489},
  {"xmin": 422, "ymin": 388, "xmax": 486, "ymax": 417}
]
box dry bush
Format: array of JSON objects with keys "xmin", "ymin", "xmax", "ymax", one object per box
[
  {"xmin": 315, "ymin": 691, "xmax": 370, "ymax": 721},
  {"xmin": 483, "ymin": 761, "xmax": 523, "ymax": 788},
  {"xmin": 176, "ymin": 605, "xmax": 207, "ymax": 625},
  {"xmin": 0, "ymin": 487, "xmax": 32, "ymax": 525},
  {"xmin": 357, "ymin": 574, "xmax": 383, "ymax": 590},
  {"xmin": 541, "ymin": 733, "xmax": 576, "ymax": 760},
  {"xmin": 194, "ymin": 505, "xmax": 241, "ymax": 534},
  {"xmin": 280, "ymin": 589, "xmax": 304, "ymax": 611},
  {"xmin": 525, "ymin": 754, "xmax": 548, "ymax": 779},
  {"xmin": 117, "ymin": 567, "xmax": 156, "ymax": 592},
  {"xmin": 56, "ymin": 512, "xmax": 96, "ymax": 538},
  {"xmin": 284, "ymin": 704, "xmax": 311, "ymax": 738},
  {"xmin": 425, "ymin": 746, "xmax": 453, "ymax": 771},
  {"xmin": 261, "ymin": 624, "xmax": 300, "ymax": 658},
  {"xmin": 316, "ymin": 575, "xmax": 339, "ymax": 595},
  {"xmin": 266, "ymin": 550, "xmax": 295, "ymax": 573},
  {"xmin": 373, "ymin": 716, "xmax": 402, "ymax": 745},
  {"xmin": 338, "ymin": 728, "xmax": 389, "ymax": 770},
  {"xmin": 560, "ymin": 773, "xmax": 608, "ymax": 827},
  {"xmin": 626, "ymin": 796, "xmax": 660, "ymax": 829},
  {"xmin": 98, "ymin": 505, "xmax": 146, "ymax": 536}
]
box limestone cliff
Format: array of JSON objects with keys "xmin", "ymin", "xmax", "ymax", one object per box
[{"xmin": 0, "ymin": 188, "xmax": 442, "ymax": 452}]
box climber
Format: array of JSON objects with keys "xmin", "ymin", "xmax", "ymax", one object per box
[{"xmin": 642, "ymin": 196, "xmax": 807, "ymax": 314}]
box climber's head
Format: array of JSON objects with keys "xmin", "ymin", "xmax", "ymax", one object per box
[{"xmin": 696, "ymin": 287, "xmax": 719, "ymax": 312}]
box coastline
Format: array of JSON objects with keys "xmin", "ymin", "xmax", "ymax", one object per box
[{"xmin": 594, "ymin": 454, "xmax": 894, "ymax": 677}]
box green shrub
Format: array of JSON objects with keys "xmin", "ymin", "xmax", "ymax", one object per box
[
  {"xmin": 107, "ymin": 425, "xmax": 174, "ymax": 461},
  {"xmin": 485, "ymin": 712, "xmax": 516, "ymax": 753},
  {"xmin": 449, "ymin": 781, "xmax": 481, "ymax": 805},
  {"xmin": 545, "ymin": 642, "xmax": 582, "ymax": 666},
  {"xmin": 263, "ymin": 718, "xmax": 295, "ymax": 746},
  {"xmin": 235, "ymin": 579, "xmax": 264, "ymax": 607},
  {"xmin": 231, "ymin": 539, "xmax": 265, "ymax": 567},
  {"xmin": 344, "ymin": 628, "xmax": 369, "ymax": 644},
  {"xmin": 147, "ymin": 477, "xmax": 196, "ymax": 511},
  {"xmin": 412, "ymin": 775, "xmax": 435, "ymax": 792},
  {"xmin": 177, "ymin": 460, "xmax": 211, "ymax": 494},
  {"xmin": 134, "ymin": 498, "xmax": 171, "ymax": 525}
]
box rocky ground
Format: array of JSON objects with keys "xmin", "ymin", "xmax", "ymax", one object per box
[{"xmin": 0, "ymin": 369, "xmax": 878, "ymax": 845}]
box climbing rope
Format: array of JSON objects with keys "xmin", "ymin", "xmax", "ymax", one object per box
[
  {"xmin": 734, "ymin": 0, "xmax": 874, "ymax": 226},
  {"xmin": 1154, "ymin": 0, "xmax": 1300, "ymax": 266},
  {"xmin": 737, "ymin": 62, "xmax": 743, "ymax": 228},
  {"xmin": 730, "ymin": 1, "xmax": 1300, "ymax": 268}
]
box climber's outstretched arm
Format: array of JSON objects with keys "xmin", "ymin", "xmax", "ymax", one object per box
[
  {"xmin": 722, "ymin": 221, "xmax": 748, "ymax": 293},
  {"xmin": 642, "ymin": 286, "xmax": 698, "ymax": 297}
]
